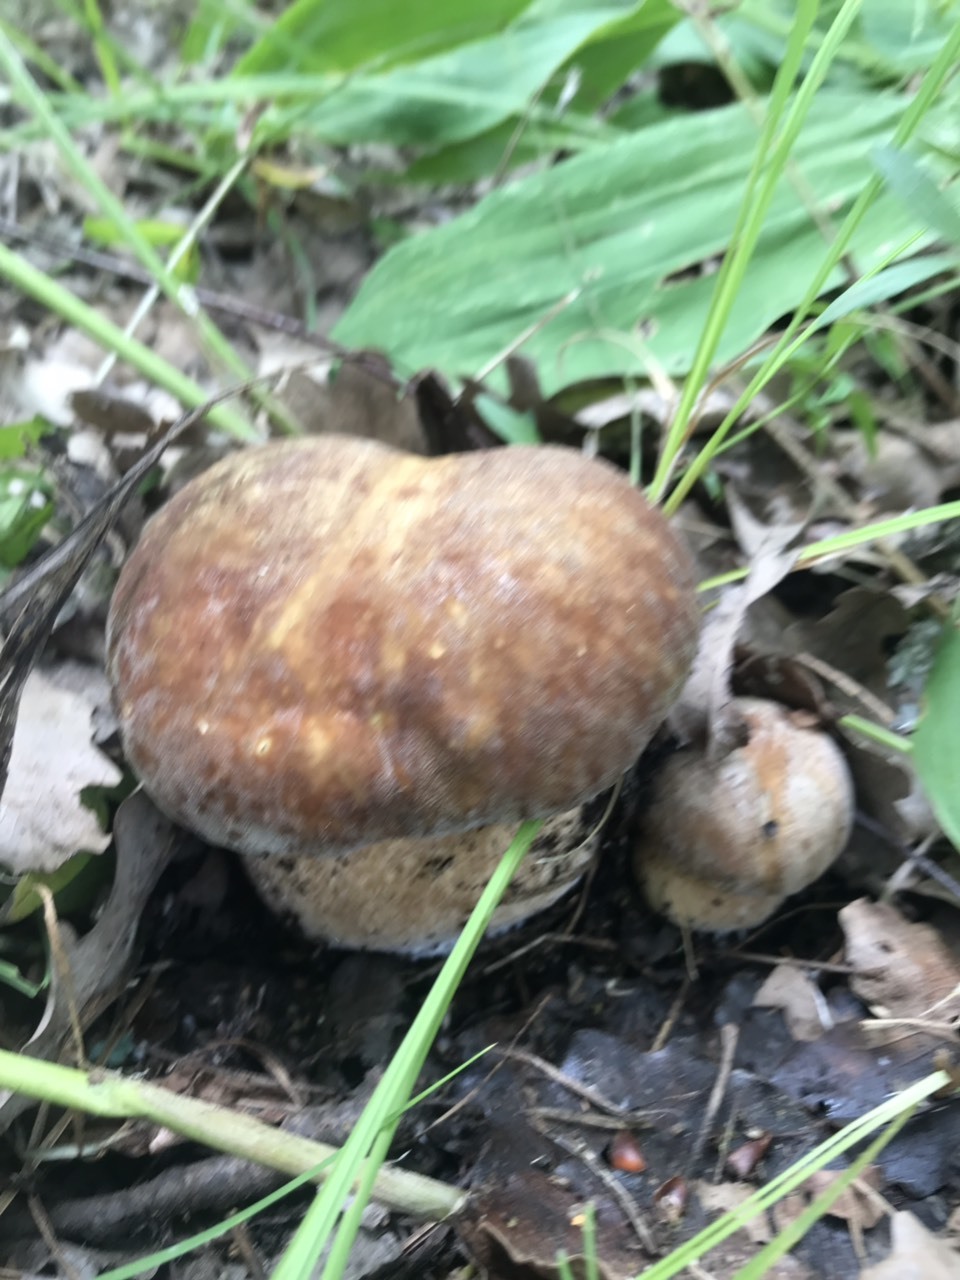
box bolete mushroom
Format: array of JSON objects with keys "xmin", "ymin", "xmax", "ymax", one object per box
[
  {"xmin": 633, "ymin": 697, "xmax": 855, "ymax": 931},
  {"xmin": 246, "ymin": 808, "xmax": 599, "ymax": 955},
  {"xmin": 107, "ymin": 435, "xmax": 699, "ymax": 951}
]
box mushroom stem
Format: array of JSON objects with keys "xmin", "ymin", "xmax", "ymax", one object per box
[{"xmin": 0, "ymin": 1048, "xmax": 463, "ymax": 1220}]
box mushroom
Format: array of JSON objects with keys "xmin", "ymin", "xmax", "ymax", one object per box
[
  {"xmin": 633, "ymin": 697, "xmax": 855, "ymax": 931},
  {"xmin": 245, "ymin": 807, "xmax": 599, "ymax": 955},
  {"xmin": 107, "ymin": 435, "xmax": 699, "ymax": 951}
]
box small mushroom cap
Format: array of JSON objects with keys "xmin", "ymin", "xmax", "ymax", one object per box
[
  {"xmin": 244, "ymin": 807, "xmax": 598, "ymax": 954},
  {"xmin": 107, "ymin": 436, "xmax": 698, "ymax": 857},
  {"xmin": 634, "ymin": 698, "xmax": 855, "ymax": 931}
]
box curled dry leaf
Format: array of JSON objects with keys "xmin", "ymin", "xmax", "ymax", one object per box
[
  {"xmin": 0, "ymin": 664, "xmax": 121, "ymax": 874},
  {"xmin": 725, "ymin": 1132, "xmax": 773, "ymax": 1179},
  {"xmin": 840, "ymin": 899, "xmax": 960, "ymax": 1039},
  {"xmin": 695, "ymin": 1181, "xmax": 773, "ymax": 1245},
  {"xmin": 773, "ymin": 1166, "xmax": 884, "ymax": 1235},
  {"xmin": 668, "ymin": 489, "xmax": 800, "ymax": 750},
  {"xmin": 753, "ymin": 966, "xmax": 833, "ymax": 1043}
]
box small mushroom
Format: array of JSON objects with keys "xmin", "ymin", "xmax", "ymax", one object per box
[
  {"xmin": 107, "ymin": 435, "xmax": 699, "ymax": 950},
  {"xmin": 633, "ymin": 697, "xmax": 855, "ymax": 931}
]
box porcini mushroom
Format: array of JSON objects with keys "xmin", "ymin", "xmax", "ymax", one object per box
[
  {"xmin": 633, "ymin": 697, "xmax": 855, "ymax": 931},
  {"xmin": 107, "ymin": 435, "xmax": 699, "ymax": 951},
  {"xmin": 246, "ymin": 807, "xmax": 599, "ymax": 955}
]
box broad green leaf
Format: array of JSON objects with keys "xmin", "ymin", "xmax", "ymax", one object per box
[
  {"xmin": 472, "ymin": 393, "xmax": 541, "ymax": 444},
  {"xmin": 279, "ymin": 0, "xmax": 662, "ymax": 148},
  {"xmin": 404, "ymin": 0, "xmax": 678, "ymax": 181},
  {"xmin": 873, "ymin": 144, "xmax": 960, "ymax": 248},
  {"xmin": 335, "ymin": 91, "xmax": 946, "ymax": 394},
  {"xmin": 2, "ymin": 853, "xmax": 94, "ymax": 924},
  {"xmin": 860, "ymin": 0, "xmax": 958, "ymax": 73},
  {"xmin": 404, "ymin": 118, "xmax": 594, "ymax": 185},
  {"xmin": 0, "ymin": 959, "xmax": 46, "ymax": 999},
  {"xmin": 549, "ymin": 0, "xmax": 678, "ymax": 112},
  {"xmin": 237, "ymin": 0, "xmax": 527, "ymax": 75},
  {"xmin": 913, "ymin": 618, "xmax": 960, "ymax": 853}
]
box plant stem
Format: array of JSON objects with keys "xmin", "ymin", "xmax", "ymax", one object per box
[
  {"xmin": 0, "ymin": 1049, "xmax": 462, "ymax": 1220},
  {"xmin": 0, "ymin": 243, "xmax": 257, "ymax": 440}
]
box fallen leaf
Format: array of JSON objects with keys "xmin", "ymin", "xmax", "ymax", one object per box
[
  {"xmin": 840, "ymin": 899, "xmax": 960, "ymax": 1041},
  {"xmin": 859, "ymin": 1210, "xmax": 960, "ymax": 1279},
  {"xmin": 0, "ymin": 664, "xmax": 120, "ymax": 873},
  {"xmin": 772, "ymin": 1167, "xmax": 884, "ymax": 1232},
  {"xmin": 695, "ymin": 1181, "xmax": 772, "ymax": 1244},
  {"xmin": 754, "ymin": 966, "xmax": 832, "ymax": 1043},
  {"xmin": 669, "ymin": 493, "xmax": 801, "ymax": 752}
]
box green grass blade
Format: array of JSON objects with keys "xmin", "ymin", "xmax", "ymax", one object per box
[
  {"xmin": 273, "ymin": 821, "xmax": 543, "ymax": 1280},
  {"xmin": 663, "ymin": 14, "xmax": 960, "ymax": 515},
  {"xmin": 636, "ymin": 1070, "xmax": 948, "ymax": 1278},
  {"xmin": 912, "ymin": 614, "xmax": 960, "ymax": 851},
  {"xmin": 0, "ymin": 242, "xmax": 256, "ymax": 439},
  {"xmin": 0, "ymin": 29, "xmax": 255, "ymax": 393},
  {"xmin": 648, "ymin": 0, "xmax": 823, "ymax": 499},
  {"xmin": 730, "ymin": 1105, "xmax": 916, "ymax": 1280}
]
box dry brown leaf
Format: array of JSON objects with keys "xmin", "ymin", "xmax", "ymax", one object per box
[
  {"xmin": 859, "ymin": 1211, "xmax": 960, "ymax": 1279},
  {"xmin": 802, "ymin": 1168, "xmax": 884, "ymax": 1230},
  {"xmin": 840, "ymin": 899, "xmax": 960, "ymax": 1040},
  {"xmin": 668, "ymin": 492, "xmax": 800, "ymax": 751},
  {"xmin": 753, "ymin": 966, "xmax": 832, "ymax": 1042},
  {"xmin": 695, "ymin": 1181, "xmax": 773, "ymax": 1244},
  {"xmin": 0, "ymin": 663, "xmax": 121, "ymax": 873},
  {"xmin": 837, "ymin": 430, "xmax": 942, "ymax": 512}
]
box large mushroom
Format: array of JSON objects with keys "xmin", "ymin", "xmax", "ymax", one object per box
[{"xmin": 107, "ymin": 435, "xmax": 699, "ymax": 951}]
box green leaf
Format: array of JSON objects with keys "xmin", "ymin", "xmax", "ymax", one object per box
[
  {"xmin": 274, "ymin": 0, "xmax": 663, "ymax": 148},
  {"xmin": 548, "ymin": 0, "xmax": 678, "ymax": 112},
  {"xmin": 811, "ymin": 252, "xmax": 958, "ymax": 331},
  {"xmin": 913, "ymin": 617, "xmax": 960, "ymax": 853},
  {"xmin": 237, "ymin": 0, "xmax": 528, "ymax": 75},
  {"xmin": 2, "ymin": 853, "xmax": 94, "ymax": 924},
  {"xmin": 873, "ymin": 143, "xmax": 960, "ymax": 248},
  {"xmin": 0, "ymin": 418, "xmax": 49, "ymax": 460},
  {"xmin": 0, "ymin": 959, "xmax": 47, "ymax": 999},
  {"xmin": 0, "ymin": 467, "xmax": 53, "ymax": 568},
  {"xmin": 335, "ymin": 90, "xmax": 943, "ymax": 394},
  {"xmin": 472, "ymin": 393, "xmax": 541, "ymax": 443},
  {"xmin": 859, "ymin": 0, "xmax": 959, "ymax": 73}
]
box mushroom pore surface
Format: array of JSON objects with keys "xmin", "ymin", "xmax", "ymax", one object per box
[{"xmin": 107, "ymin": 436, "xmax": 699, "ymax": 857}]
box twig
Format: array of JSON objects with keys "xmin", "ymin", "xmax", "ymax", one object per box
[
  {"xmin": 687, "ymin": 1024, "xmax": 739, "ymax": 1173},
  {"xmin": 496, "ymin": 1046, "xmax": 627, "ymax": 1118},
  {"xmin": 543, "ymin": 1126, "xmax": 656, "ymax": 1254}
]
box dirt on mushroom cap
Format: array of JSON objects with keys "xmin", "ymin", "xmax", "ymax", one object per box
[{"xmin": 107, "ymin": 436, "xmax": 699, "ymax": 857}]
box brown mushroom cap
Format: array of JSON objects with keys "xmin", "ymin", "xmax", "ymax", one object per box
[
  {"xmin": 107, "ymin": 436, "xmax": 699, "ymax": 858},
  {"xmin": 244, "ymin": 806, "xmax": 598, "ymax": 954},
  {"xmin": 634, "ymin": 698, "xmax": 855, "ymax": 931}
]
